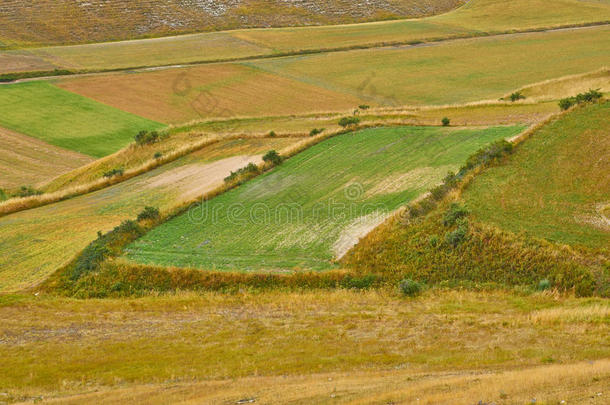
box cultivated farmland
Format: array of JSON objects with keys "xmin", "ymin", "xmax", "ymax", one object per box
[
  {"xmin": 464, "ymin": 101, "xmax": 610, "ymax": 247},
  {"xmin": 124, "ymin": 125, "xmax": 523, "ymax": 271},
  {"xmin": 54, "ymin": 25, "xmax": 610, "ymax": 123},
  {"xmin": 0, "ymin": 81, "xmax": 164, "ymax": 157},
  {"xmin": 0, "ymin": 137, "xmax": 299, "ymax": 292}
]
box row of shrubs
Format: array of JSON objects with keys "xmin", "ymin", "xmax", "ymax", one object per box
[
  {"xmin": 559, "ymin": 89, "xmax": 603, "ymax": 110},
  {"xmin": 0, "ymin": 69, "xmax": 74, "ymax": 83},
  {"xmin": 0, "ymin": 185, "xmax": 43, "ymax": 200}
]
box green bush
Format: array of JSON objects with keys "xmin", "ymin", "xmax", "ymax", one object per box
[
  {"xmin": 341, "ymin": 274, "xmax": 378, "ymax": 290},
  {"xmin": 509, "ymin": 91, "xmax": 526, "ymax": 102},
  {"xmin": 399, "ymin": 279, "xmax": 423, "ymax": 296},
  {"xmin": 135, "ymin": 130, "xmax": 161, "ymax": 146},
  {"xmin": 358, "ymin": 104, "xmax": 370, "ymax": 110},
  {"xmin": 224, "ymin": 163, "xmax": 260, "ymax": 183},
  {"xmin": 154, "ymin": 152, "xmax": 163, "ymax": 159},
  {"xmin": 444, "ymin": 218, "xmax": 469, "ymax": 247},
  {"xmin": 309, "ymin": 128, "xmax": 325, "ymax": 137},
  {"xmin": 137, "ymin": 206, "xmax": 160, "ymax": 222},
  {"xmin": 263, "ymin": 150, "xmax": 283, "ymax": 166},
  {"xmin": 443, "ymin": 203, "xmax": 469, "ymax": 227},
  {"xmin": 103, "ymin": 168, "xmax": 124, "ymax": 178},
  {"xmin": 13, "ymin": 186, "xmax": 43, "ymax": 198},
  {"xmin": 442, "ymin": 117, "xmax": 450, "ymax": 126},
  {"xmin": 537, "ymin": 278, "xmax": 551, "ymax": 291},
  {"xmin": 70, "ymin": 220, "xmax": 144, "ymax": 280},
  {"xmin": 338, "ymin": 116, "xmax": 361, "ymax": 128},
  {"xmin": 559, "ymin": 89, "xmax": 603, "ymax": 110},
  {"xmin": 0, "ymin": 188, "xmax": 6, "ymax": 201},
  {"xmin": 269, "ymin": 131, "xmax": 276, "ymax": 137}
]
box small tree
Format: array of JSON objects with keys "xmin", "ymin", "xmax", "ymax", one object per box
[
  {"xmin": 509, "ymin": 91, "xmax": 526, "ymax": 102},
  {"xmin": 338, "ymin": 116, "xmax": 360, "ymax": 128},
  {"xmin": 399, "ymin": 279, "xmax": 423, "ymax": 296},
  {"xmin": 269, "ymin": 131, "xmax": 276, "ymax": 137},
  {"xmin": 137, "ymin": 206, "xmax": 160, "ymax": 222},
  {"xmin": 263, "ymin": 150, "xmax": 283, "ymax": 166},
  {"xmin": 441, "ymin": 117, "xmax": 450, "ymax": 127}
]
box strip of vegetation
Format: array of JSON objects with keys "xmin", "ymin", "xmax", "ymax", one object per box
[
  {"xmin": 558, "ymin": 88, "xmax": 603, "ymax": 110},
  {"xmin": 4, "ymin": 21, "xmax": 608, "ymax": 82},
  {"xmin": 0, "ymin": 69, "xmax": 74, "ymax": 83}
]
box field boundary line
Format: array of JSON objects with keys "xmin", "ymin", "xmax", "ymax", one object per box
[{"xmin": 2, "ymin": 21, "xmax": 609, "ymax": 83}]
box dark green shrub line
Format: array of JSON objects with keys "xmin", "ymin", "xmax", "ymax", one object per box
[
  {"xmin": 134, "ymin": 130, "xmax": 164, "ymax": 146},
  {"xmin": 407, "ymin": 139, "xmax": 514, "ymax": 219},
  {"xmin": 338, "ymin": 116, "xmax": 361, "ymax": 128},
  {"xmin": 224, "ymin": 162, "xmax": 260, "ymax": 183},
  {"xmin": 0, "ymin": 69, "xmax": 74, "ymax": 82},
  {"xmin": 102, "ymin": 168, "xmax": 124, "ymax": 178},
  {"xmin": 559, "ymin": 89, "xmax": 603, "ymax": 110},
  {"xmin": 509, "ymin": 91, "xmax": 526, "ymax": 102}
]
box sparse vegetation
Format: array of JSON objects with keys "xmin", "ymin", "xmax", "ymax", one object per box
[
  {"xmin": 12, "ymin": 185, "xmax": 43, "ymax": 198},
  {"xmin": 509, "ymin": 91, "xmax": 526, "ymax": 102},
  {"xmin": 102, "ymin": 168, "xmax": 124, "ymax": 178},
  {"xmin": 338, "ymin": 116, "xmax": 361, "ymax": 128},
  {"xmin": 134, "ymin": 130, "xmax": 161, "ymax": 146},
  {"xmin": 399, "ymin": 278, "xmax": 423, "ymax": 296},
  {"xmin": 558, "ymin": 88, "xmax": 603, "ymax": 110},
  {"xmin": 224, "ymin": 162, "xmax": 260, "ymax": 183}
]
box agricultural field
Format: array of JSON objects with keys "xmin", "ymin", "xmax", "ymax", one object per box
[
  {"xmin": 2, "ymin": 0, "xmax": 609, "ymax": 74},
  {"xmin": 0, "ymin": 81, "xmax": 164, "ymax": 157},
  {"xmin": 124, "ymin": 125, "xmax": 523, "ymax": 271},
  {"xmin": 0, "ymin": 0, "xmax": 464, "ymax": 47},
  {"xmin": 53, "ymin": 25, "xmax": 610, "ymax": 123},
  {"xmin": 0, "ymin": 0, "xmax": 609, "ymax": 403},
  {"xmin": 0, "ymin": 137, "xmax": 299, "ymax": 292},
  {"xmin": 0, "ymin": 290, "xmax": 608, "ymax": 403},
  {"xmin": 464, "ymin": 101, "xmax": 610, "ymax": 248},
  {"xmin": 0, "ymin": 127, "xmax": 93, "ymax": 190},
  {"xmin": 56, "ymin": 64, "xmax": 365, "ymax": 124}
]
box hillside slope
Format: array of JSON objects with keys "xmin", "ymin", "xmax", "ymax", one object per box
[
  {"xmin": 0, "ymin": 0, "xmax": 464, "ymax": 47},
  {"xmin": 343, "ymin": 102, "xmax": 609, "ymax": 295}
]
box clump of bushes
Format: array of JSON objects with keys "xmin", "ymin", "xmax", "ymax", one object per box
[
  {"xmin": 559, "ymin": 89, "xmax": 603, "ymax": 110},
  {"xmin": 103, "ymin": 168, "xmax": 124, "ymax": 178},
  {"xmin": 263, "ymin": 150, "xmax": 283, "ymax": 166},
  {"xmin": 443, "ymin": 203, "xmax": 469, "ymax": 227},
  {"xmin": 399, "ymin": 278, "xmax": 423, "ymax": 296},
  {"xmin": 224, "ymin": 163, "xmax": 260, "ymax": 183},
  {"xmin": 309, "ymin": 128, "xmax": 325, "ymax": 137},
  {"xmin": 341, "ymin": 274, "xmax": 378, "ymax": 290},
  {"xmin": 135, "ymin": 130, "xmax": 161, "ymax": 146},
  {"xmin": 509, "ymin": 91, "xmax": 526, "ymax": 102},
  {"xmin": 441, "ymin": 117, "xmax": 450, "ymax": 127},
  {"xmin": 338, "ymin": 116, "xmax": 361, "ymax": 128},
  {"xmin": 70, "ymin": 220, "xmax": 144, "ymax": 281},
  {"xmin": 137, "ymin": 206, "xmax": 160, "ymax": 222},
  {"xmin": 537, "ymin": 278, "xmax": 551, "ymax": 291},
  {"xmin": 14, "ymin": 186, "xmax": 43, "ymax": 198}
]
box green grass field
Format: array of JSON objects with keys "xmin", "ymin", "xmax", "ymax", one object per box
[
  {"xmin": 464, "ymin": 101, "xmax": 610, "ymax": 248},
  {"xmin": 0, "ymin": 81, "xmax": 163, "ymax": 157},
  {"xmin": 124, "ymin": 125, "xmax": 523, "ymax": 271},
  {"xmin": 0, "ymin": 137, "xmax": 298, "ymax": 292}
]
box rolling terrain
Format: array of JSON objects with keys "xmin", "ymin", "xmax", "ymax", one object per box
[
  {"xmin": 123, "ymin": 125, "xmax": 522, "ymax": 271},
  {"xmin": 0, "ymin": 0, "xmax": 464, "ymax": 47},
  {"xmin": 0, "ymin": 1, "xmax": 608, "ymax": 404}
]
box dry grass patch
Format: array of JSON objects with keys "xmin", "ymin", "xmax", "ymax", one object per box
[{"xmin": 0, "ymin": 127, "xmax": 93, "ymax": 190}]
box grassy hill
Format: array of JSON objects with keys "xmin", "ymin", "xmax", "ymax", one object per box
[
  {"xmin": 0, "ymin": 0, "xmax": 464, "ymax": 47},
  {"xmin": 0, "ymin": 81, "xmax": 164, "ymax": 157},
  {"xmin": 463, "ymin": 101, "xmax": 609, "ymax": 248},
  {"xmin": 343, "ymin": 102, "xmax": 609, "ymax": 296},
  {"xmin": 123, "ymin": 125, "xmax": 522, "ymax": 272}
]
